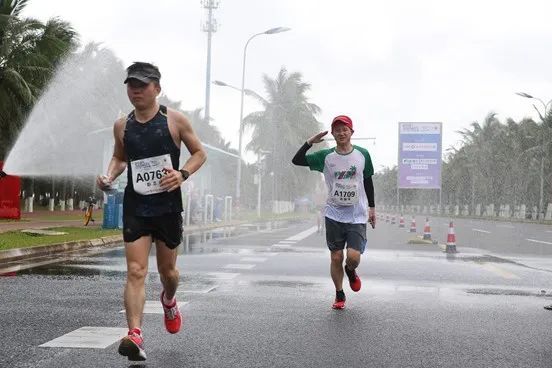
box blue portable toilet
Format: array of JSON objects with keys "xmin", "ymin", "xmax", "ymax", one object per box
[
  {"xmin": 117, "ymin": 190, "xmax": 124, "ymax": 229},
  {"xmin": 102, "ymin": 193, "xmax": 117, "ymax": 229}
]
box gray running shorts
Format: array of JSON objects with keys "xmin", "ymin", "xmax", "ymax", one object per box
[{"xmin": 325, "ymin": 217, "xmax": 367, "ymax": 254}]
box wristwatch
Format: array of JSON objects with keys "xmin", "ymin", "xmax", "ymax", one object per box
[{"xmin": 179, "ymin": 169, "xmax": 190, "ymax": 181}]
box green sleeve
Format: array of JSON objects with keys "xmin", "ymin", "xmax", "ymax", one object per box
[
  {"xmin": 356, "ymin": 146, "xmax": 374, "ymax": 176},
  {"xmin": 306, "ymin": 149, "xmax": 331, "ymax": 173}
]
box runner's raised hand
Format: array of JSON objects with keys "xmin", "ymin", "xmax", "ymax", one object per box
[{"xmin": 307, "ymin": 131, "xmax": 328, "ymax": 145}]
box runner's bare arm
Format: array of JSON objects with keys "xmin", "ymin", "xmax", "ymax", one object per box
[
  {"xmin": 160, "ymin": 111, "xmax": 207, "ymax": 192},
  {"xmin": 176, "ymin": 113, "xmax": 207, "ymax": 175},
  {"xmin": 96, "ymin": 118, "xmax": 128, "ymax": 191}
]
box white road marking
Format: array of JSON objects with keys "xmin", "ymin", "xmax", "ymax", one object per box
[
  {"xmin": 278, "ymin": 241, "xmax": 297, "ymax": 244},
  {"xmin": 272, "ymin": 243, "xmax": 291, "ymax": 248},
  {"xmin": 527, "ymin": 239, "xmax": 552, "ymax": 245},
  {"xmin": 206, "ymin": 272, "xmax": 240, "ymax": 280},
  {"xmin": 224, "ymin": 264, "xmax": 256, "ymax": 270},
  {"xmin": 481, "ymin": 264, "xmax": 520, "ymax": 280},
  {"xmin": 286, "ymin": 226, "xmax": 318, "ymax": 241},
  {"xmin": 472, "ymin": 228, "xmax": 491, "ymax": 234},
  {"xmin": 119, "ymin": 300, "xmax": 189, "ymax": 314},
  {"xmin": 240, "ymin": 257, "xmax": 268, "ymax": 263},
  {"xmin": 177, "ymin": 286, "xmax": 217, "ymax": 294},
  {"xmin": 496, "ymin": 224, "xmax": 515, "ymax": 229},
  {"xmin": 40, "ymin": 327, "xmax": 128, "ymax": 349}
]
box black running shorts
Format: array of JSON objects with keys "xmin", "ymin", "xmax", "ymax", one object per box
[
  {"xmin": 325, "ymin": 217, "xmax": 367, "ymax": 254},
  {"xmin": 123, "ymin": 212, "xmax": 183, "ymax": 249}
]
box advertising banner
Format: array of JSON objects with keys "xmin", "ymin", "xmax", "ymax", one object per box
[{"xmin": 398, "ymin": 122, "xmax": 442, "ymax": 189}]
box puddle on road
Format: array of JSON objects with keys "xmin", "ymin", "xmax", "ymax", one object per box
[
  {"xmin": 466, "ymin": 288, "xmax": 552, "ymax": 297},
  {"xmin": 0, "ymin": 220, "xmax": 296, "ymax": 277}
]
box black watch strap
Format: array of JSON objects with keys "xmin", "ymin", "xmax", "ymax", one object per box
[{"xmin": 179, "ymin": 169, "xmax": 190, "ymax": 181}]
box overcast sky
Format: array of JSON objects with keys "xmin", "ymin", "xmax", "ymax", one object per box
[{"xmin": 22, "ymin": 0, "xmax": 552, "ymax": 171}]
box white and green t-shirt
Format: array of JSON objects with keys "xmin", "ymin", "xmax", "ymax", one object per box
[{"xmin": 306, "ymin": 145, "xmax": 373, "ymax": 224}]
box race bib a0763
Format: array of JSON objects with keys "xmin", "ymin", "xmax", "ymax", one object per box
[{"xmin": 130, "ymin": 154, "xmax": 171, "ymax": 195}]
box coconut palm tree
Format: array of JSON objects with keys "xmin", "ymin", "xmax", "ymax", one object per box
[
  {"xmin": 243, "ymin": 67, "xmax": 322, "ymax": 201},
  {"xmin": 0, "ymin": 0, "xmax": 77, "ymax": 159}
]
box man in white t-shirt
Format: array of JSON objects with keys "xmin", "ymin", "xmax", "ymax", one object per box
[{"xmin": 292, "ymin": 115, "xmax": 376, "ymax": 309}]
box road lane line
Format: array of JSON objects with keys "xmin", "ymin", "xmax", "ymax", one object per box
[
  {"xmin": 177, "ymin": 286, "xmax": 217, "ymax": 294},
  {"xmin": 40, "ymin": 327, "xmax": 128, "ymax": 348},
  {"xmin": 527, "ymin": 239, "xmax": 552, "ymax": 245},
  {"xmin": 286, "ymin": 226, "xmax": 318, "ymax": 241},
  {"xmin": 472, "ymin": 228, "xmax": 491, "ymax": 234},
  {"xmin": 271, "ymin": 243, "xmax": 291, "ymax": 248},
  {"xmin": 481, "ymin": 264, "xmax": 520, "ymax": 280},
  {"xmin": 496, "ymin": 224, "xmax": 515, "ymax": 229},
  {"xmin": 278, "ymin": 240, "xmax": 297, "ymax": 244},
  {"xmin": 224, "ymin": 264, "xmax": 256, "ymax": 270},
  {"xmin": 240, "ymin": 257, "xmax": 268, "ymax": 262},
  {"xmin": 206, "ymin": 272, "xmax": 240, "ymax": 279},
  {"xmin": 119, "ymin": 301, "xmax": 189, "ymax": 314}
]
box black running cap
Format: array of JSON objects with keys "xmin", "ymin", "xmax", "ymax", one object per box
[{"xmin": 124, "ymin": 62, "xmax": 161, "ymax": 84}]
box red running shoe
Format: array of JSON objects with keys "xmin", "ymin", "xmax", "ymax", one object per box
[
  {"xmin": 118, "ymin": 328, "xmax": 146, "ymax": 361},
  {"xmin": 345, "ymin": 266, "xmax": 362, "ymax": 292},
  {"xmin": 332, "ymin": 299, "xmax": 346, "ymax": 310},
  {"xmin": 161, "ymin": 291, "xmax": 182, "ymax": 334}
]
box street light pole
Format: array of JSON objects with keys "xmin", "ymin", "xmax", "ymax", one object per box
[
  {"xmin": 256, "ymin": 150, "xmax": 271, "ymax": 218},
  {"xmin": 516, "ymin": 92, "xmax": 552, "ymax": 219},
  {"xmin": 235, "ymin": 27, "xmax": 290, "ymax": 207},
  {"xmin": 201, "ymin": 0, "xmax": 219, "ymax": 124}
]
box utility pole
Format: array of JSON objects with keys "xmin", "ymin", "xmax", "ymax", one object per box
[{"xmin": 202, "ymin": 0, "xmax": 219, "ymax": 124}]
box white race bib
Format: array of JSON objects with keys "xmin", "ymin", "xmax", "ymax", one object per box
[
  {"xmin": 130, "ymin": 154, "xmax": 171, "ymax": 195},
  {"xmin": 331, "ymin": 181, "xmax": 359, "ymax": 206}
]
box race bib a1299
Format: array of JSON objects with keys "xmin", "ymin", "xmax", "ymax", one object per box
[{"xmin": 130, "ymin": 154, "xmax": 171, "ymax": 195}]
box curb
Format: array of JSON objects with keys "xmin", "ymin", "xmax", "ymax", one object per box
[
  {"xmin": 0, "ymin": 216, "xmax": 310, "ymax": 264},
  {"xmin": 0, "ymin": 235, "xmax": 124, "ymax": 264}
]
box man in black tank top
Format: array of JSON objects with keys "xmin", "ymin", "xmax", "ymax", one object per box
[{"xmin": 96, "ymin": 62, "xmax": 206, "ymax": 361}]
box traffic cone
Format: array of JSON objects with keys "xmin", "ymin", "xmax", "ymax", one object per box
[
  {"xmin": 399, "ymin": 215, "xmax": 405, "ymax": 228},
  {"xmin": 446, "ymin": 221, "xmax": 457, "ymax": 253},
  {"xmin": 409, "ymin": 217, "xmax": 416, "ymax": 233},
  {"xmin": 423, "ymin": 218, "xmax": 431, "ymax": 240}
]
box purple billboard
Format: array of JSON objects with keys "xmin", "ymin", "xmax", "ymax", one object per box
[{"xmin": 398, "ymin": 122, "xmax": 442, "ymax": 189}]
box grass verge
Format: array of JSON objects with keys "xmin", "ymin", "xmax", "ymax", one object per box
[{"xmin": 0, "ymin": 226, "xmax": 120, "ymax": 251}]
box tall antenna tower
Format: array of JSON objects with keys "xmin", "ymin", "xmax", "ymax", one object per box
[{"xmin": 201, "ymin": 0, "xmax": 219, "ymax": 123}]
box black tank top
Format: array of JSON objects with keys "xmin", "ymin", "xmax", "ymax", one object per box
[{"xmin": 123, "ymin": 105, "xmax": 182, "ymax": 216}]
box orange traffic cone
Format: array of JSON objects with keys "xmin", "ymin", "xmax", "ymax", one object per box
[
  {"xmin": 409, "ymin": 217, "xmax": 416, "ymax": 233},
  {"xmin": 446, "ymin": 221, "xmax": 457, "ymax": 253},
  {"xmin": 423, "ymin": 218, "xmax": 431, "ymax": 240},
  {"xmin": 399, "ymin": 215, "xmax": 405, "ymax": 228}
]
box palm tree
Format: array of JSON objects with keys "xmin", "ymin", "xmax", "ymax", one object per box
[
  {"xmin": 0, "ymin": 0, "xmax": 77, "ymax": 159},
  {"xmin": 243, "ymin": 67, "xmax": 322, "ymax": 202}
]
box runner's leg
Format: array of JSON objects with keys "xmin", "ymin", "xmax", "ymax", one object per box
[
  {"xmin": 155, "ymin": 240, "xmax": 179, "ymax": 300},
  {"xmin": 330, "ymin": 250, "xmax": 345, "ymax": 291},
  {"xmin": 345, "ymin": 248, "xmax": 361, "ymax": 270},
  {"xmin": 124, "ymin": 236, "xmax": 152, "ymax": 330}
]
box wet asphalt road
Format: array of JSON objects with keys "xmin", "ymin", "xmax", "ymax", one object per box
[{"xmin": 2, "ymin": 217, "xmax": 552, "ymax": 367}]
